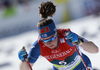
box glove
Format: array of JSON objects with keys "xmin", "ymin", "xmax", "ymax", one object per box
[
  {"xmin": 66, "ymin": 32, "xmax": 78, "ymax": 43},
  {"xmin": 18, "ymin": 48, "xmax": 28, "ymax": 61}
]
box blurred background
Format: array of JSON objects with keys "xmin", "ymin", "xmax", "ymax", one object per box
[{"xmin": 0, "ymin": 0, "xmax": 100, "ymax": 70}]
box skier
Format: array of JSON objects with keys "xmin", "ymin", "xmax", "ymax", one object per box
[{"xmin": 18, "ymin": 1, "xmax": 99, "ymax": 70}]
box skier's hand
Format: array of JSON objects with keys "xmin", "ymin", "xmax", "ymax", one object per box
[
  {"xmin": 66, "ymin": 31, "xmax": 78, "ymax": 43},
  {"xmin": 18, "ymin": 47, "xmax": 28, "ymax": 61}
]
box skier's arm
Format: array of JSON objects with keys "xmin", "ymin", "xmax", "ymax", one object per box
[
  {"xmin": 80, "ymin": 41, "xmax": 99, "ymax": 53},
  {"xmin": 66, "ymin": 31, "xmax": 99, "ymax": 53},
  {"xmin": 18, "ymin": 41, "xmax": 41, "ymax": 70},
  {"xmin": 18, "ymin": 47, "xmax": 40, "ymax": 70}
]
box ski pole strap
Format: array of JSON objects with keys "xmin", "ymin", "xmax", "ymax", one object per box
[{"xmin": 75, "ymin": 46, "xmax": 90, "ymax": 70}]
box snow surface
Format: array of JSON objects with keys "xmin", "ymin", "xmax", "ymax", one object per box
[{"xmin": 0, "ymin": 16, "xmax": 100, "ymax": 70}]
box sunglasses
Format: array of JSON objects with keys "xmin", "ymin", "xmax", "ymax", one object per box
[{"xmin": 40, "ymin": 32, "xmax": 57, "ymax": 43}]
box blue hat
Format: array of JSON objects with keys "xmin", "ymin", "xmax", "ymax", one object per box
[{"xmin": 38, "ymin": 21, "xmax": 57, "ymax": 38}]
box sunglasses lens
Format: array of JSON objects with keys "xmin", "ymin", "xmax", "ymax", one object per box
[
  {"xmin": 43, "ymin": 36, "xmax": 56, "ymax": 43},
  {"xmin": 43, "ymin": 40, "xmax": 51, "ymax": 43},
  {"xmin": 40, "ymin": 32, "xmax": 57, "ymax": 43},
  {"xmin": 52, "ymin": 37, "xmax": 55, "ymax": 41}
]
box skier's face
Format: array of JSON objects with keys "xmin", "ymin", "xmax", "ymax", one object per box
[{"xmin": 42, "ymin": 33, "xmax": 58, "ymax": 49}]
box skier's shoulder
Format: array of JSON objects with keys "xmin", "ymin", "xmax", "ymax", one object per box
[{"xmin": 32, "ymin": 40, "xmax": 40, "ymax": 48}]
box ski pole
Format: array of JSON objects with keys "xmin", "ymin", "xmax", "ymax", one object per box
[
  {"xmin": 22, "ymin": 46, "xmax": 33, "ymax": 70},
  {"xmin": 75, "ymin": 46, "xmax": 90, "ymax": 70},
  {"xmin": 66, "ymin": 32, "xmax": 90, "ymax": 70}
]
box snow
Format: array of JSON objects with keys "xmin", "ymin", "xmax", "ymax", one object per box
[{"xmin": 0, "ymin": 16, "xmax": 100, "ymax": 70}]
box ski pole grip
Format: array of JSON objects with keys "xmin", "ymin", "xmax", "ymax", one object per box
[
  {"xmin": 22, "ymin": 46, "xmax": 33, "ymax": 70},
  {"xmin": 22, "ymin": 46, "xmax": 26, "ymax": 52},
  {"xmin": 22, "ymin": 46, "xmax": 28, "ymax": 61},
  {"xmin": 65, "ymin": 31, "xmax": 77, "ymax": 45}
]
